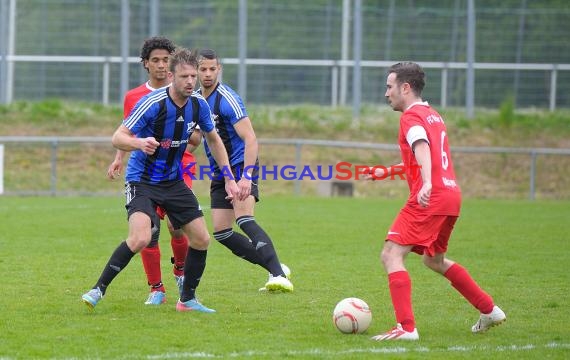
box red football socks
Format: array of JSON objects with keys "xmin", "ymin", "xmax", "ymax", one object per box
[
  {"xmin": 388, "ymin": 271, "xmax": 415, "ymax": 332},
  {"xmin": 141, "ymin": 246, "xmax": 162, "ymax": 289},
  {"xmin": 171, "ymin": 235, "xmax": 189, "ymax": 276},
  {"xmin": 444, "ymin": 263, "xmax": 494, "ymax": 314}
]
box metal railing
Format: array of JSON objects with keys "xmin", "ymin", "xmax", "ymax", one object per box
[
  {"xmin": 1, "ymin": 55, "xmax": 569, "ymax": 111},
  {"xmin": 1, "ymin": 136, "xmax": 569, "ymax": 199}
]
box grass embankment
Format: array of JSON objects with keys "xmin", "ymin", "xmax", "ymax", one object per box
[{"xmin": 1, "ymin": 100, "xmax": 569, "ymax": 199}]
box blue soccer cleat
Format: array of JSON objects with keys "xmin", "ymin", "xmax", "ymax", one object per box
[
  {"xmin": 81, "ymin": 287, "xmax": 103, "ymax": 310},
  {"xmin": 176, "ymin": 298, "xmax": 216, "ymax": 313}
]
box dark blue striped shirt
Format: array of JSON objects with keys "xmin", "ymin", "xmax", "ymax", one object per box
[
  {"xmin": 198, "ymin": 83, "xmax": 248, "ymax": 175},
  {"xmin": 123, "ymin": 87, "xmax": 214, "ymax": 184}
]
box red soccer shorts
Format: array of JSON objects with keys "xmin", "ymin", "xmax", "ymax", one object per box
[{"xmin": 386, "ymin": 207, "xmax": 458, "ymax": 256}]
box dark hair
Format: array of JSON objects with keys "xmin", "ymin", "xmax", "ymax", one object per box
[
  {"xmin": 168, "ymin": 47, "xmax": 199, "ymax": 73},
  {"xmin": 140, "ymin": 36, "xmax": 176, "ymax": 64},
  {"xmin": 388, "ymin": 62, "xmax": 425, "ymax": 95},
  {"xmin": 198, "ymin": 48, "xmax": 220, "ymax": 64}
]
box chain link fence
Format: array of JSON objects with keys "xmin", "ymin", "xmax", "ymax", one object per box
[{"xmin": 1, "ymin": 0, "xmax": 569, "ymax": 110}]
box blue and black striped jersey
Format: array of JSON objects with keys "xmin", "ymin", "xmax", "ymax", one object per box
[
  {"xmin": 123, "ymin": 87, "xmax": 214, "ymax": 184},
  {"xmin": 197, "ymin": 83, "xmax": 249, "ymax": 175}
]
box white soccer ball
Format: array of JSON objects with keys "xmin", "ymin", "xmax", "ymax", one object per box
[{"xmin": 332, "ymin": 297, "xmax": 372, "ymax": 334}]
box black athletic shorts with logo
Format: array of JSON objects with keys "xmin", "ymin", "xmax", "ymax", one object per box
[
  {"xmin": 210, "ymin": 162, "xmax": 260, "ymax": 209},
  {"xmin": 125, "ymin": 180, "xmax": 203, "ymax": 229}
]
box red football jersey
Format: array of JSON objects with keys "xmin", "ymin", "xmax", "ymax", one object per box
[
  {"xmin": 398, "ymin": 102, "xmax": 461, "ymax": 215},
  {"xmin": 123, "ymin": 82, "xmax": 154, "ymax": 119}
]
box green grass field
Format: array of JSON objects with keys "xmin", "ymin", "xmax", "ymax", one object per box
[{"xmin": 1, "ymin": 196, "xmax": 569, "ymax": 359}]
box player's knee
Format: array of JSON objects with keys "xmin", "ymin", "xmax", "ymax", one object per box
[
  {"xmin": 127, "ymin": 233, "xmax": 152, "ymax": 252},
  {"xmin": 189, "ymin": 232, "xmax": 210, "ymax": 250},
  {"xmin": 422, "ymin": 255, "xmax": 443, "ymax": 273},
  {"xmin": 380, "ymin": 248, "xmax": 392, "ymax": 269}
]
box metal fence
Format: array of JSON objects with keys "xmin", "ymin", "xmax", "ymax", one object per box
[
  {"xmin": 1, "ymin": 0, "xmax": 570, "ymax": 112},
  {"xmin": 1, "ymin": 136, "xmax": 569, "ymax": 200}
]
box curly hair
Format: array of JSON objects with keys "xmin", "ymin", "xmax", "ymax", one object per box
[{"xmin": 139, "ymin": 36, "xmax": 176, "ymax": 65}]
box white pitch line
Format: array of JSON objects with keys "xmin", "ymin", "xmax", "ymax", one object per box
[
  {"xmin": 2, "ymin": 343, "xmax": 567, "ymax": 360},
  {"xmin": 142, "ymin": 343, "xmax": 570, "ymax": 359}
]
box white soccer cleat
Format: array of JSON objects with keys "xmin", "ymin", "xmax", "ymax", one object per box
[
  {"xmin": 471, "ymin": 305, "xmax": 506, "ymax": 333},
  {"xmin": 371, "ymin": 323, "xmax": 419, "ymax": 341},
  {"xmin": 280, "ymin": 263, "xmax": 291, "ymax": 279},
  {"xmin": 264, "ymin": 275, "xmax": 294, "ymax": 292},
  {"xmin": 259, "ymin": 263, "xmax": 292, "ymax": 292}
]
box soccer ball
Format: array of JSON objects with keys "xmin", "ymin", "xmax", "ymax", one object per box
[{"xmin": 332, "ymin": 297, "xmax": 372, "ymax": 334}]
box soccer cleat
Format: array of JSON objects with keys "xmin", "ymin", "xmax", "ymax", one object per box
[
  {"xmin": 259, "ymin": 263, "xmax": 292, "ymax": 292},
  {"xmin": 144, "ymin": 291, "xmax": 166, "ymax": 305},
  {"xmin": 176, "ymin": 298, "xmax": 216, "ymax": 313},
  {"xmin": 174, "ymin": 275, "xmax": 184, "ymax": 297},
  {"xmin": 81, "ymin": 287, "xmax": 103, "ymax": 310},
  {"xmin": 371, "ymin": 323, "xmax": 419, "ymax": 341},
  {"xmin": 471, "ymin": 305, "xmax": 506, "ymax": 333},
  {"xmin": 280, "ymin": 263, "xmax": 292, "ymax": 279},
  {"xmin": 264, "ymin": 275, "xmax": 294, "ymax": 292}
]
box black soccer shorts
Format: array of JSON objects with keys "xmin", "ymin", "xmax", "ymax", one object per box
[{"xmin": 125, "ymin": 180, "xmax": 204, "ymax": 229}]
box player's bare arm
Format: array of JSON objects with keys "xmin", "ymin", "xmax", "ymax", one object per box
[
  {"xmin": 203, "ymin": 129, "xmax": 239, "ymax": 200},
  {"xmin": 186, "ymin": 129, "xmax": 203, "ymax": 153},
  {"xmin": 112, "ymin": 125, "xmax": 159, "ymax": 155},
  {"xmin": 412, "ymin": 139, "xmax": 432, "ymax": 207},
  {"xmin": 233, "ymin": 117, "xmax": 258, "ymax": 200}
]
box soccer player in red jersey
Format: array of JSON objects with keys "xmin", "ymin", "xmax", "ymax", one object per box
[
  {"xmin": 106, "ymin": 36, "xmax": 197, "ymax": 305},
  {"xmin": 366, "ymin": 62, "xmax": 506, "ymax": 341}
]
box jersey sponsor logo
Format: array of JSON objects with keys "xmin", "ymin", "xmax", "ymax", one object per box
[
  {"xmin": 426, "ymin": 114, "xmax": 444, "ymax": 125},
  {"xmin": 187, "ymin": 121, "xmax": 197, "ymax": 134},
  {"xmin": 211, "ymin": 114, "xmax": 221, "ymax": 133},
  {"xmin": 159, "ymin": 138, "xmax": 190, "ymax": 149},
  {"xmin": 442, "ymin": 177, "xmax": 458, "ymax": 187}
]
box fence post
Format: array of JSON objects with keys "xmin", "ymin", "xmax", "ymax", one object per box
[
  {"xmin": 0, "ymin": 144, "xmax": 4, "ymax": 194},
  {"xmin": 51, "ymin": 140, "xmax": 58, "ymax": 196},
  {"xmin": 294, "ymin": 142, "xmax": 302, "ymax": 195},
  {"xmin": 549, "ymin": 65, "xmax": 558, "ymax": 112},
  {"xmin": 529, "ymin": 150, "xmax": 537, "ymax": 200},
  {"xmin": 102, "ymin": 59, "xmax": 110, "ymax": 106},
  {"xmin": 331, "ymin": 65, "xmax": 338, "ymax": 107},
  {"xmin": 441, "ymin": 65, "xmax": 448, "ymax": 108}
]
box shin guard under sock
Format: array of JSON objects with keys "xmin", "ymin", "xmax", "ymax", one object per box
[
  {"xmin": 170, "ymin": 234, "xmax": 189, "ymax": 276},
  {"xmin": 214, "ymin": 228, "xmax": 263, "ymax": 266},
  {"xmin": 388, "ymin": 271, "xmax": 415, "ymax": 332},
  {"xmin": 95, "ymin": 241, "xmax": 136, "ymax": 294},
  {"xmin": 180, "ymin": 247, "xmax": 207, "ymax": 302},
  {"xmin": 445, "ymin": 263, "xmax": 494, "ymax": 314},
  {"xmin": 236, "ymin": 216, "xmax": 284, "ymax": 276},
  {"xmin": 140, "ymin": 246, "xmax": 162, "ymax": 288}
]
